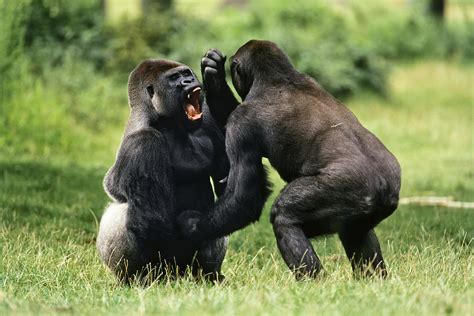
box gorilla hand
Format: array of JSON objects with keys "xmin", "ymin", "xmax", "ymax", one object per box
[
  {"xmin": 201, "ymin": 49, "xmax": 227, "ymax": 92},
  {"xmin": 178, "ymin": 210, "xmax": 206, "ymax": 242}
]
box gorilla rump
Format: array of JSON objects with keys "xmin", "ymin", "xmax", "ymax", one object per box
[
  {"xmin": 96, "ymin": 59, "xmax": 229, "ymax": 284},
  {"xmin": 179, "ymin": 40, "xmax": 401, "ymax": 279}
]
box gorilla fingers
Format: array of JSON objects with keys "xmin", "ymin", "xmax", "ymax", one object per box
[{"xmin": 200, "ymin": 49, "xmax": 240, "ymax": 130}]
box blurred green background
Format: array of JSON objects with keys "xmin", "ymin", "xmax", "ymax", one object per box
[
  {"xmin": 1, "ymin": 0, "xmax": 473, "ymax": 165},
  {"xmin": 0, "ymin": 0, "xmax": 473, "ymax": 315}
]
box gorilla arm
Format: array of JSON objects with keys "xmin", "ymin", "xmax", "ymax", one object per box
[
  {"xmin": 201, "ymin": 49, "xmax": 240, "ymax": 130},
  {"xmin": 104, "ymin": 128, "xmax": 176, "ymax": 241},
  {"xmin": 179, "ymin": 116, "xmax": 271, "ymax": 241}
]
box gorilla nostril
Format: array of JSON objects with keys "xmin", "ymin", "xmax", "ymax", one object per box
[{"xmin": 146, "ymin": 86, "xmax": 154, "ymax": 98}]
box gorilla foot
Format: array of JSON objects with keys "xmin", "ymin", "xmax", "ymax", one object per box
[
  {"xmin": 291, "ymin": 264, "xmax": 325, "ymax": 281},
  {"xmin": 193, "ymin": 270, "xmax": 226, "ymax": 285}
]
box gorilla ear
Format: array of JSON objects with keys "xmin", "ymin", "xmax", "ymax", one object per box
[{"xmin": 146, "ymin": 85, "xmax": 154, "ymax": 98}]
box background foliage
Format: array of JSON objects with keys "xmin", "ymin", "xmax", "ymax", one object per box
[{"xmin": 1, "ymin": 0, "xmax": 473, "ymax": 162}]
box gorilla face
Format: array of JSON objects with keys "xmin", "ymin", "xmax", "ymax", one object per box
[
  {"xmin": 229, "ymin": 56, "xmax": 251, "ymax": 100},
  {"xmin": 148, "ymin": 66, "xmax": 204, "ymax": 122},
  {"xmin": 128, "ymin": 60, "xmax": 205, "ymax": 126}
]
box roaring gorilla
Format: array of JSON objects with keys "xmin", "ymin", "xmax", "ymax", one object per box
[
  {"xmin": 179, "ymin": 40, "xmax": 401, "ymax": 279},
  {"xmin": 96, "ymin": 59, "xmax": 229, "ymax": 283}
]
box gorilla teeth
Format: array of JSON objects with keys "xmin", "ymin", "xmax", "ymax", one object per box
[
  {"xmin": 186, "ymin": 88, "xmax": 201, "ymax": 102},
  {"xmin": 184, "ymin": 87, "xmax": 202, "ymax": 121}
]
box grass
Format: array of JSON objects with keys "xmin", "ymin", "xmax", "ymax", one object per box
[
  {"xmin": 0, "ymin": 60, "xmax": 473, "ymax": 315},
  {"xmin": 350, "ymin": 60, "xmax": 474, "ymax": 200}
]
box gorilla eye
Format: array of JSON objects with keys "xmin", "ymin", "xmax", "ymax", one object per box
[
  {"xmin": 146, "ymin": 85, "xmax": 154, "ymax": 98},
  {"xmin": 169, "ymin": 73, "xmax": 180, "ymax": 81},
  {"xmin": 231, "ymin": 60, "xmax": 240, "ymax": 74}
]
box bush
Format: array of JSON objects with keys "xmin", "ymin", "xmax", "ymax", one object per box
[
  {"xmin": 23, "ymin": 0, "xmax": 107, "ymax": 73},
  {"xmin": 4, "ymin": 0, "xmax": 474, "ymax": 103},
  {"xmin": 0, "ymin": 57, "xmax": 127, "ymax": 162},
  {"xmin": 103, "ymin": 5, "xmax": 180, "ymax": 76},
  {"xmin": 349, "ymin": 0, "xmax": 474, "ymax": 60},
  {"xmin": 165, "ymin": 0, "xmax": 388, "ymax": 97},
  {"xmin": 2, "ymin": 0, "xmax": 473, "ymax": 162},
  {"xmin": 0, "ymin": 0, "xmax": 29, "ymax": 98}
]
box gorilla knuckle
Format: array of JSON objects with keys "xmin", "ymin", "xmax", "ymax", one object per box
[
  {"xmin": 204, "ymin": 67, "xmax": 218, "ymax": 75},
  {"xmin": 270, "ymin": 211, "xmax": 292, "ymax": 228},
  {"xmin": 269, "ymin": 197, "xmax": 288, "ymax": 225}
]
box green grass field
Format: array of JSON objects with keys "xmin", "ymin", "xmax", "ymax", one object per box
[{"xmin": 0, "ymin": 61, "xmax": 473, "ymax": 315}]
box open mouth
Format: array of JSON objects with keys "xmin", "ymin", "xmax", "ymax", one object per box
[{"xmin": 184, "ymin": 87, "xmax": 202, "ymax": 121}]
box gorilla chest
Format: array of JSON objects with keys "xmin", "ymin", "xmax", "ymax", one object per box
[{"xmin": 164, "ymin": 130, "xmax": 214, "ymax": 179}]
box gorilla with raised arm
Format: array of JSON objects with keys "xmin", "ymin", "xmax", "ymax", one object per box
[
  {"xmin": 179, "ymin": 40, "xmax": 401, "ymax": 279},
  {"xmin": 96, "ymin": 59, "xmax": 231, "ymax": 284}
]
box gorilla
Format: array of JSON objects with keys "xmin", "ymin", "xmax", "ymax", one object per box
[
  {"xmin": 96, "ymin": 59, "xmax": 229, "ymax": 284},
  {"xmin": 179, "ymin": 40, "xmax": 401, "ymax": 279}
]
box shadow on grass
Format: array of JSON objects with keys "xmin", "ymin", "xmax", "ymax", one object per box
[
  {"xmin": 0, "ymin": 160, "xmax": 108, "ymax": 234},
  {"xmin": 0, "ymin": 160, "xmax": 472, "ymax": 250}
]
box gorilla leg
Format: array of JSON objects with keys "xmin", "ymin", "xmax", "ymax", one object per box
[
  {"xmin": 270, "ymin": 175, "xmax": 377, "ymax": 279},
  {"xmin": 270, "ymin": 176, "xmax": 332, "ymax": 279},
  {"xmin": 97, "ymin": 203, "xmax": 152, "ymax": 283},
  {"xmin": 338, "ymin": 228, "xmax": 387, "ymax": 278},
  {"xmin": 272, "ymin": 216, "xmax": 322, "ymax": 280},
  {"xmin": 195, "ymin": 237, "xmax": 228, "ymax": 282}
]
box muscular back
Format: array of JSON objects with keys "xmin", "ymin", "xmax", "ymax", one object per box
[{"xmin": 233, "ymin": 79, "xmax": 399, "ymax": 184}]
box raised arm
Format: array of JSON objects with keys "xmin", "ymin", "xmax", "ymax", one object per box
[
  {"xmin": 179, "ymin": 116, "xmax": 272, "ymax": 241},
  {"xmin": 104, "ymin": 128, "xmax": 176, "ymax": 240},
  {"xmin": 201, "ymin": 49, "xmax": 240, "ymax": 130}
]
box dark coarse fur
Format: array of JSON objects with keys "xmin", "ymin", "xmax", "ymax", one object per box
[
  {"xmin": 179, "ymin": 41, "xmax": 401, "ymax": 279},
  {"xmin": 96, "ymin": 59, "xmax": 231, "ymax": 284}
]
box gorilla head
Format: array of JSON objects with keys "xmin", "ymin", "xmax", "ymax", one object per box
[
  {"xmin": 128, "ymin": 60, "xmax": 205, "ymax": 127},
  {"xmin": 230, "ymin": 40, "xmax": 296, "ymax": 99}
]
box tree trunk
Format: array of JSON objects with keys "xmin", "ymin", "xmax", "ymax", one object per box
[
  {"xmin": 142, "ymin": 0, "xmax": 172, "ymax": 12},
  {"xmin": 429, "ymin": 0, "xmax": 445, "ymax": 21}
]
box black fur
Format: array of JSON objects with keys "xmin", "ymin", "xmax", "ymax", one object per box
[
  {"xmin": 179, "ymin": 41, "xmax": 401, "ymax": 279},
  {"xmin": 97, "ymin": 59, "xmax": 230, "ymax": 284}
]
